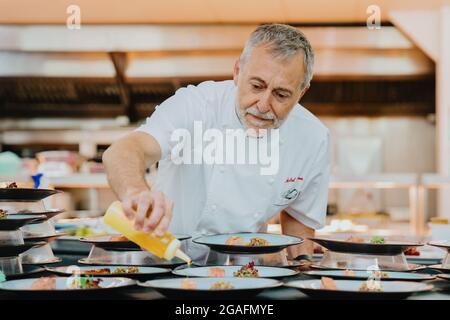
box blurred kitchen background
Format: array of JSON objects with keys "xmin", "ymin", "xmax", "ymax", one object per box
[{"xmin": 1, "ymin": 0, "xmax": 450, "ymax": 239}]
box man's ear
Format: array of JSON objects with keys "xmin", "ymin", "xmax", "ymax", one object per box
[
  {"xmin": 233, "ymin": 59, "xmax": 240, "ymax": 86},
  {"xmin": 298, "ymin": 84, "xmax": 310, "ymax": 100}
]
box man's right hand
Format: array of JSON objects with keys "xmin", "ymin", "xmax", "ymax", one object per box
[{"xmin": 121, "ymin": 190, "xmax": 174, "ymax": 237}]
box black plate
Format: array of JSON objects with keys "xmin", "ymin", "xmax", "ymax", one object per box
[
  {"xmin": 0, "ymin": 241, "xmax": 46, "ymax": 257},
  {"xmin": 5, "ymin": 265, "xmax": 45, "ymax": 280},
  {"xmin": 46, "ymin": 265, "xmax": 171, "ymax": 281},
  {"xmin": 193, "ymin": 232, "xmax": 303, "ymax": 254},
  {"xmin": 0, "ymin": 188, "xmax": 61, "ymax": 201},
  {"xmin": 309, "ymin": 237, "xmax": 423, "ymax": 256},
  {"xmin": 428, "ymin": 241, "xmax": 450, "ymax": 251},
  {"xmin": 79, "ymin": 234, "xmax": 191, "ymax": 251},
  {"xmin": 9, "ymin": 209, "xmax": 65, "ymax": 220},
  {"xmin": 0, "ymin": 214, "xmax": 47, "ymax": 231},
  {"xmin": 438, "ymin": 274, "xmax": 450, "ymax": 281},
  {"xmin": 427, "ymin": 264, "xmax": 450, "ymax": 273},
  {"xmin": 23, "ymin": 232, "xmax": 66, "ymax": 242}
]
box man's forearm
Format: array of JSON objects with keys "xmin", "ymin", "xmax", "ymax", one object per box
[
  {"xmin": 280, "ymin": 210, "xmax": 315, "ymax": 258},
  {"xmin": 103, "ymin": 135, "xmax": 155, "ymax": 200}
]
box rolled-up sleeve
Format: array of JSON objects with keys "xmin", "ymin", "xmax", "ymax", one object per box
[{"xmin": 285, "ymin": 131, "xmax": 331, "ymax": 229}]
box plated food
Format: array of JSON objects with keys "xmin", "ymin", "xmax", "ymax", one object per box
[
  {"xmin": 193, "ymin": 232, "xmax": 303, "ymax": 254},
  {"xmin": 173, "ymin": 264, "xmax": 298, "ymax": 278},
  {"xmin": 285, "ymin": 279, "xmax": 433, "ymax": 299},
  {"xmin": 210, "ymin": 281, "xmax": 234, "ymax": 290},
  {"xmin": 80, "ymin": 234, "xmax": 191, "ymax": 251},
  {"xmin": 139, "ymin": 277, "xmax": 282, "ymax": 299},
  {"xmin": 309, "ymin": 237, "xmax": 423, "ymax": 256},
  {"xmin": 1, "ymin": 182, "xmax": 18, "ymax": 188},
  {"xmin": 0, "ymin": 187, "xmax": 60, "ymax": 201},
  {"xmin": 303, "ymin": 269, "xmax": 435, "ymax": 281},
  {"xmin": 233, "ymin": 262, "xmax": 259, "ymax": 278},
  {"xmin": 46, "ymin": 265, "xmax": 171, "ymax": 278},
  {"xmin": 0, "ymin": 276, "xmax": 135, "ymax": 294}
]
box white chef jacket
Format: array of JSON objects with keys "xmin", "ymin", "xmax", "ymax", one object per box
[{"xmin": 136, "ymin": 80, "xmax": 330, "ymax": 260}]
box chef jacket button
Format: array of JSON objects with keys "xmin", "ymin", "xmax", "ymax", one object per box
[
  {"xmin": 253, "ymin": 212, "xmax": 260, "ymax": 218},
  {"xmin": 280, "ymin": 138, "xmax": 284, "ymax": 145},
  {"xmin": 212, "ymin": 204, "xmax": 217, "ymax": 210},
  {"xmin": 219, "ymin": 166, "xmax": 225, "ymax": 173},
  {"xmin": 268, "ymin": 178, "xmax": 275, "ymax": 184}
]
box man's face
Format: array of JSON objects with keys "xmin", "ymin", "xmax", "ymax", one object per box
[{"xmin": 233, "ymin": 44, "xmax": 309, "ymax": 131}]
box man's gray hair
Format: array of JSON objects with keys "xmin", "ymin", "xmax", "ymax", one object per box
[{"xmin": 241, "ymin": 24, "xmax": 314, "ymax": 89}]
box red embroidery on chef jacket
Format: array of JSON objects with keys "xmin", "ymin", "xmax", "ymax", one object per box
[{"xmin": 285, "ymin": 177, "xmax": 304, "ymax": 183}]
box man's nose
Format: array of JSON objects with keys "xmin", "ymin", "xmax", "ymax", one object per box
[{"xmin": 257, "ymin": 90, "xmax": 272, "ymax": 114}]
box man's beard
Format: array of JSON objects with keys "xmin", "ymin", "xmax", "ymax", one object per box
[{"xmin": 236, "ymin": 104, "xmax": 283, "ymax": 130}]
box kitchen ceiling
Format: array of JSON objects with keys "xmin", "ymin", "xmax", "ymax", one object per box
[{"xmin": 0, "ymin": 0, "xmax": 449, "ymax": 24}]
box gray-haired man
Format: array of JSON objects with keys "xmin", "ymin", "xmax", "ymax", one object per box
[{"xmin": 103, "ymin": 24, "xmax": 330, "ymax": 261}]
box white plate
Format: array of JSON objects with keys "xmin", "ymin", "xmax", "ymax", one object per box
[
  {"xmin": 285, "ymin": 279, "xmax": 433, "ymax": 299},
  {"xmin": 0, "ymin": 277, "xmax": 135, "ymax": 293},
  {"xmin": 46, "ymin": 265, "xmax": 171, "ymax": 277},
  {"xmin": 173, "ymin": 265, "xmax": 298, "ymax": 278},
  {"xmin": 139, "ymin": 277, "xmax": 281, "ymax": 298},
  {"xmin": 302, "ymin": 270, "xmax": 435, "ymax": 281}
]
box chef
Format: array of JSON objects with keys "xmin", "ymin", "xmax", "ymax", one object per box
[{"xmin": 103, "ymin": 24, "xmax": 330, "ymax": 262}]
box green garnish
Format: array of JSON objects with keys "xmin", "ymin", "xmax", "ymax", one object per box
[
  {"xmin": 370, "ymin": 236, "xmax": 385, "ymax": 244},
  {"xmin": 0, "ymin": 271, "xmax": 5, "ymax": 282}
]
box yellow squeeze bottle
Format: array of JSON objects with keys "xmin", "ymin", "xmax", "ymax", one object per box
[{"xmin": 103, "ymin": 201, "xmax": 191, "ymax": 264}]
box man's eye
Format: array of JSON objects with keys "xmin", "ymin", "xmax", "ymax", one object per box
[
  {"xmin": 251, "ymin": 83, "xmax": 263, "ymax": 90},
  {"xmin": 276, "ymin": 92, "xmax": 288, "ymax": 99}
]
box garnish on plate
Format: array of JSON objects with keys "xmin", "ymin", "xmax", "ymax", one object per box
[
  {"xmin": 233, "ymin": 262, "xmax": 259, "ymax": 278},
  {"xmin": 210, "ymin": 281, "xmax": 234, "ymax": 290},
  {"xmin": 370, "ymin": 236, "xmax": 385, "ymax": 244},
  {"xmin": 246, "ymin": 237, "xmax": 270, "ymax": 246},
  {"xmin": 114, "ymin": 267, "xmax": 139, "ymax": 274},
  {"xmin": 69, "ymin": 276, "xmax": 102, "ymax": 289}
]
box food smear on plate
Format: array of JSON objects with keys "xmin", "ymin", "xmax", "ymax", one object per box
[
  {"xmin": 320, "ymin": 277, "xmax": 337, "ymax": 290},
  {"xmin": 233, "ymin": 262, "xmax": 259, "ymax": 278},
  {"xmin": 345, "ymin": 236, "xmax": 365, "ymax": 243},
  {"xmin": 210, "ymin": 281, "xmax": 234, "ymax": 290},
  {"xmin": 208, "ymin": 267, "xmax": 225, "ymax": 277},
  {"xmin": 225, "ymin": 236, "xmax": 244, "ymax": 245},
  {"xmin": 246, "ymin": 237, "xmax": 270, "ymax": 246},
  {"xmin": 181, "ymin": 278, "xmax": 197, "ymax": 289},
  {"xmin": 77, "ymin": 268, "xmax": 110, "ymax": 275},
  {"xmin": 344, "ymin": 269, "xmax": 356, "ymax": 276},
  {"xmin": 114, "ymin": 266, "xmax": 140, "ymax": 274},
  {"xmin": 359, "ymin": 279, "xmax": 383, "ymax": 292},
  {"xmin": 0, "ymin": 209, "xmax": 6, "ymax": 219},
  {"xmin": 31, "ymin": 277, "xmax": 56, "ymax": 290},
  {"xmin": 109, "ymin": 235, "xmax": 129, "ymax": 241}
]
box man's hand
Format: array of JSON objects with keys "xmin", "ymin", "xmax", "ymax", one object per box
[{"xmin": 122, "ymin": 190, "xmax": 174, "ymax": 236}]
